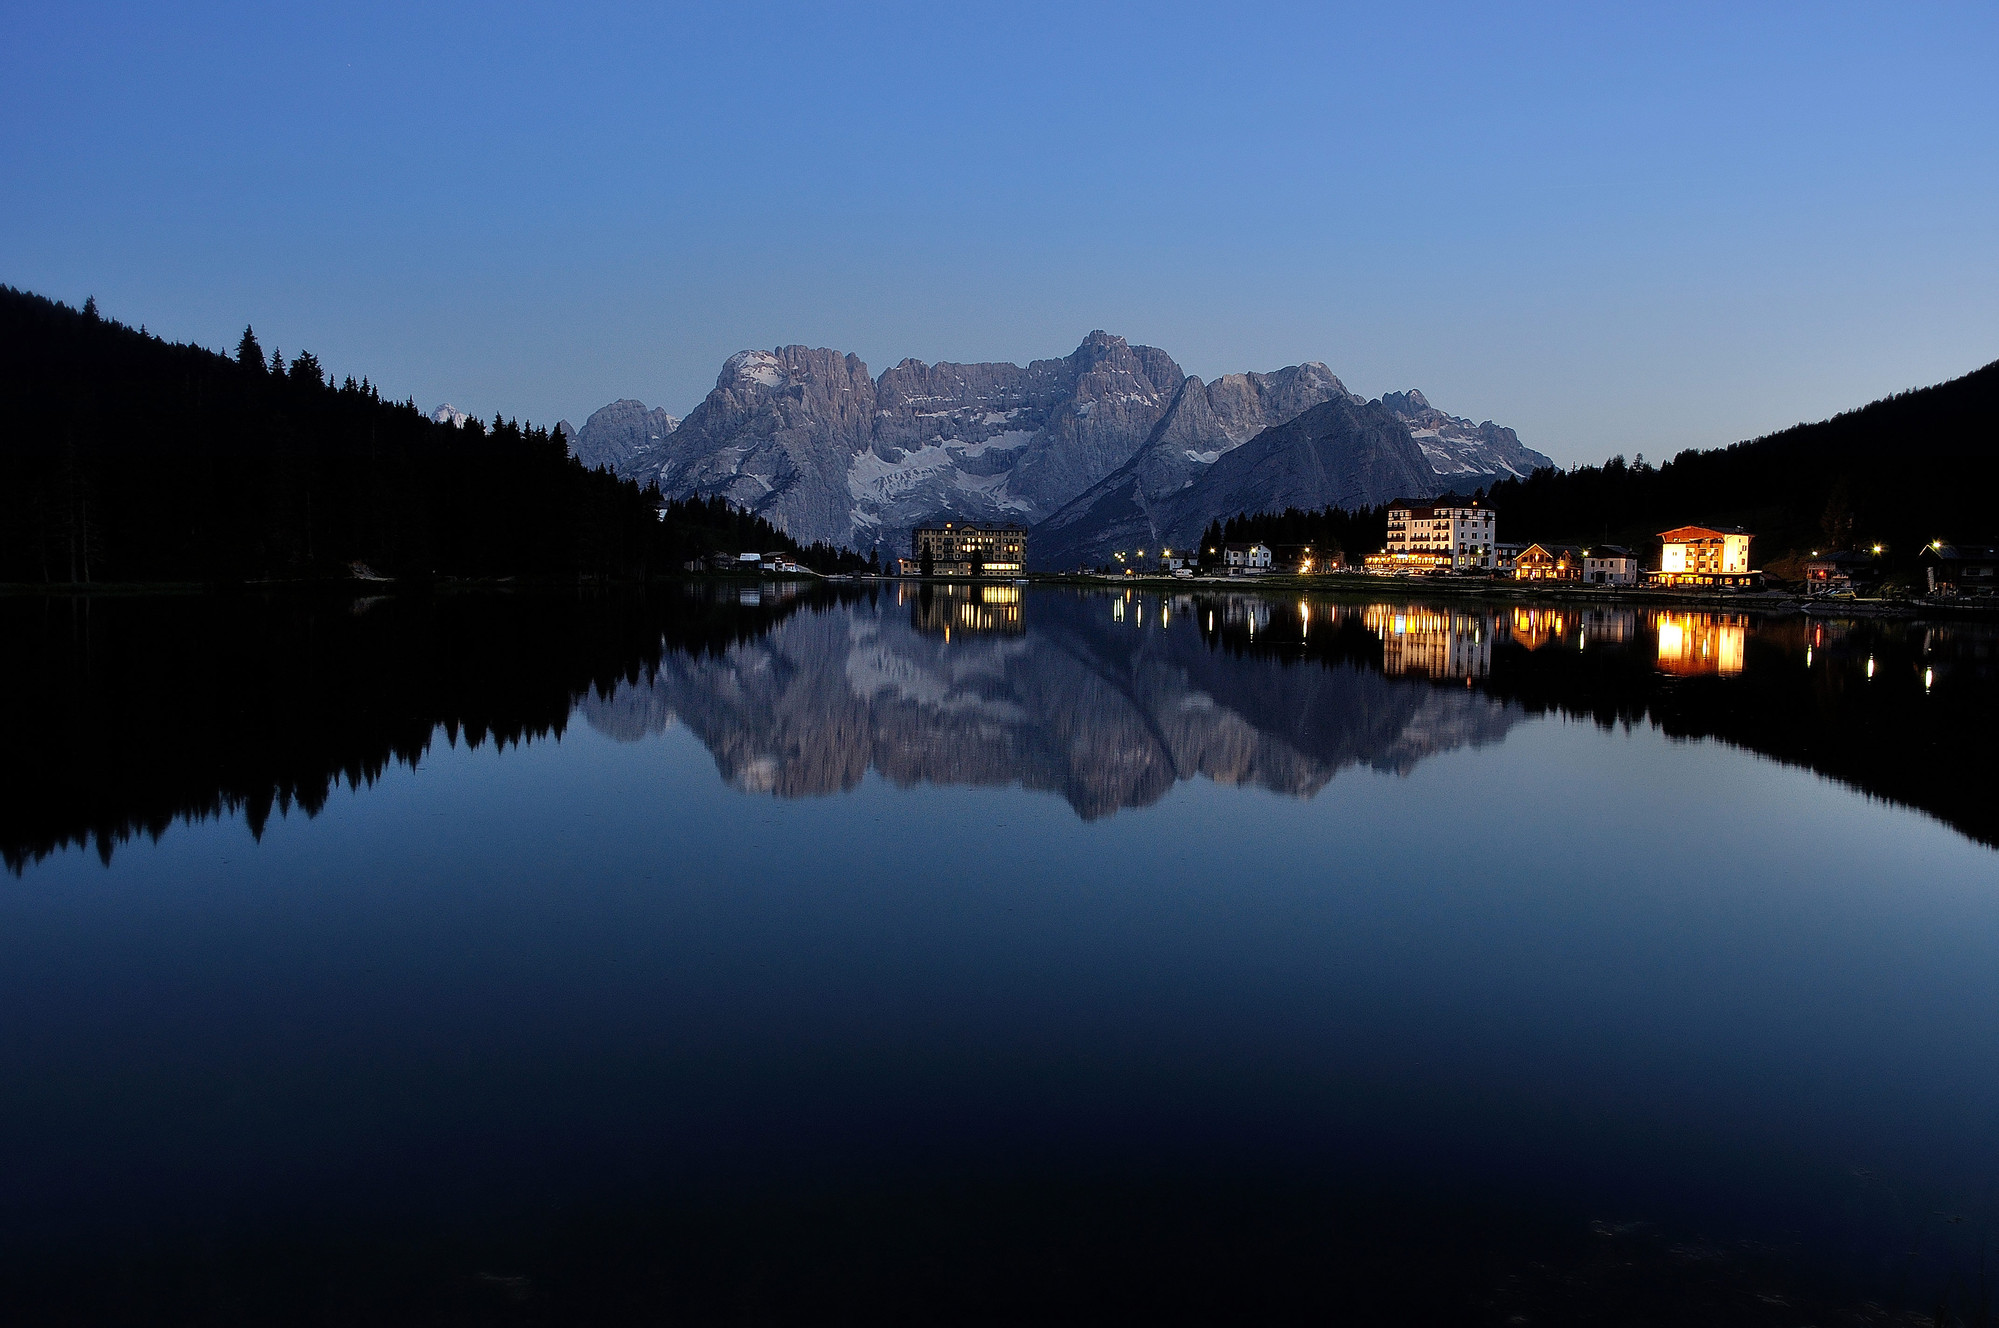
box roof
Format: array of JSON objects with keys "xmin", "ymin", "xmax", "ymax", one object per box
[
  {"xmin": 1518, "ymin": 542, "xmax": 1584, "ymax": 557},
  {"xmin": 1585, "ymin": 545, "xmax": 1635, "ymax": 558},
  {"xmin": 1222, "ymin": 541, "xmax": 1269, "ymax": 552},
  {"xmin": 1389, "ymin": 492, "xmax": 1486, "ymax": 513},
  {"xmin": 1658, "ymin": 525, "xmax": 1753, "ymax": 541},
  {"xmin": 1805, "ymin": 552, "xmax": 1874, "ymax": 567},
  {"xmin": 912, "ymin": 521, "xmax": 1026, "ymax": 534},
  {"xmin": 1921, "ymin": 541, "xmax": 1999, "ymax": 561}
]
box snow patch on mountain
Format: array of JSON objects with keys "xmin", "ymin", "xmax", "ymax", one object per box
[
  {"xmin": 847, "ymin": 430, "xmax": 1039, "ymax": 520},
  {"xmin": 723, "ymin": 349, "xmax": 787, "ymax": 389}
]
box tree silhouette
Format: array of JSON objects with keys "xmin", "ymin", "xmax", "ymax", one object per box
[
  {"xmin": 236, "ymin": 326, "xmax": 264, "ymax": 370},
  {"xmin": 0, "ymin": 286, "xmax": 870, "ymax": 585}
]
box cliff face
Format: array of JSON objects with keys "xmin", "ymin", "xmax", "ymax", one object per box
[
  {"xmin": 1030, "ymin": 363, "xmax": 1354, "ymax": 569},
  {"xmin": 1031, "ymin": 386, "xmax": 1558, "ymax": 569},
  {"xmin": 570, "ymin": 399, "xmax": 679, "ymax": 475},
  {"xmin": 1146, "ymin": 395, "xmax": 1442, "ymax": 550},
  {"xmin": 576, "ymin": 335, "xmax": 1543, "ymax": 556},
  {"xmin": 581, "ymin": 590, "xmax": 1519, "ymax": 819},
  {"xmin": 1381, "ymin": 389, "xmax": 1551, "ymax": 481},
  {"xmin": 581, "ymin": 333, "xmax": 1186, "ymax": 550}
]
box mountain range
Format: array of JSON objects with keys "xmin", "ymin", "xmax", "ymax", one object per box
[{"xmin": 561, "ymin": 333, "xmax": 1550, "ymax": 566}]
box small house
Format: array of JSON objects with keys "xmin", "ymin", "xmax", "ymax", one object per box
[
  {"xmin": 1582, "ymin": 545, "xmax": 1638, "ymax": 586},
  {"xmin": 1920, "ymin": 541, "xmax": 1999, "ymax": 596},
  {"xmin": 1222, "ymin": 542, "xmax": 1272, "ymax": 575},
  {"xmin": 1803, "ymin": 551, "xmax": 1876, "ymax": 594},
  {"xmin": 1514, "ymin": 543, "xmax": 1583, "ymax": 581}
]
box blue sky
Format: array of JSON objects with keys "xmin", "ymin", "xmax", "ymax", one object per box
[{"xmin": 4, "ymin": 2, "xmax": 1995, "ymax": 466}]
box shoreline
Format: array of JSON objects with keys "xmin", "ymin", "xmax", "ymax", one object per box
[{"xmin": 7, "ymin": 571, "xmax": 1995, "ymax": 622}]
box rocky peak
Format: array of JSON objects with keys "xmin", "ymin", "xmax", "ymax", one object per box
[
  {"xmin": 720, "ymin": 349, "xmax": 789, "ymax": 391},
  {"xmin": 572, "ymin": 398, "xmax": 681, "ymax": 475},
  {"xmin": 574, "ymin": 335, "xmax": 1536, "ymax": 555},
  {"xmin": 1380, "ymin": 389, "xmax": 1552, "ymax": 480}
]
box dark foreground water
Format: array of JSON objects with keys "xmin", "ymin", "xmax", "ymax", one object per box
[{"xmin": 3, "ymin": 584, "xmax": 1996, "ymax": 1324}]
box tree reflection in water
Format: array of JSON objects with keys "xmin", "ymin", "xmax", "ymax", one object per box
[{"xmin": 5, "ymin": 586, "xmax": 1996, "ymax": 871}]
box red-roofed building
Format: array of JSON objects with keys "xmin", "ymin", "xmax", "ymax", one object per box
[{"xmin": 1650, "ymin": 526, "xmax": 1759, "ymax": 588}]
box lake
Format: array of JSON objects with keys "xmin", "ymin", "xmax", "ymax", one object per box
[{"xmin": 3, "ymin": 584, "xmax": 1996, "ymax": 1324}]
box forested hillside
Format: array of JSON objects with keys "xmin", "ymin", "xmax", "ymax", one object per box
[
  {"xmin": 1193, "ymin": 505, "xmax": 1391, "ymax": 567},
  {"xmin": 1480, "ymin": 360, "xmax": 1999, "ymax": 562},
  {"xmin": 0, "ymin": 288, "xmax": 860, "ymax": 584}
]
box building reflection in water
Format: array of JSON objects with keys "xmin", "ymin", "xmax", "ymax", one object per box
[
  {"xmin": 1506, "ymin": 606, "xmax": 1638, "ymax": 654},
  {"xmin": 1365, "ymin": 604, "xmax": 1492, "ymax": 679},
  {"xmin": 1653, "ymin": 611, "xmax": 1747, "ymax": 676},
  {"xmin": 904, "ymin": 581, "xmax": 1024, "ymax": 637},
  {"xmin": 13, "ymin": 586, "xmax": 1999, "ymax": 866}
]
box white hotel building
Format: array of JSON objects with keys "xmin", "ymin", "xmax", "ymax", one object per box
[{"xmin": 1370, "ymin": 494, "xmax": 1496, "ymax": 572}]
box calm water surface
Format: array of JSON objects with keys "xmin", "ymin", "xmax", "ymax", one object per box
[{"xmin": 3, "ymin": 585, "xmax": 1996, "ymax": 1322}]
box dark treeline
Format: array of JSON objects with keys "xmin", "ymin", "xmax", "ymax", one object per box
[
  {"xmin": 652, "ymin": 494, "xmax": 870, "ymax": 574},
  {"xmin": 0, "ymin": 287, "xmax": 863, "ymax": 583},
  {"xmin": 14, "ymin": 585, "xmax": 1990, "ymax": 870},
  {"xmin": 1196, "ymin": 505, "xmax": 1391, "ymax": 564},
  {"xmin": 1479, "ymin": 358, "xmax": 1999, "ymax": 563},
  {"xmin": 0, "ymin": 585, "xmax": 860, "ymax": 873}
]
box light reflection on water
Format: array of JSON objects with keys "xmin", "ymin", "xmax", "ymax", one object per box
[{"xmin": 2, "ymin": 585, "xmax": 1996, "ymax": 1319}]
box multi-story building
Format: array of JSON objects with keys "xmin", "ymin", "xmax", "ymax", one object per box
[
  {"xmin": 1376, "ymin": 494, "xmax": 1496, "ymax": 572},
  {"xmin": 1582, "ymin": 545, "xmax": 1638, "ymax": 585},
  {"xmin": 1651, "ymin": 525, "xmax": 1756, "ymax": 588},
  {"xmin": 898, "ymin": 522, "xmax": 1027, "ymax": 576}
]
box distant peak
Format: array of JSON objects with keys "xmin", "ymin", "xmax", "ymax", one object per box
[
  {"xmin": 720, "ymin": 349, "xmax": 787, "ymax": 390},
  {"xmin": 431, "ymin": 404, "xmax": 471, "ymax": 428},
  {"xmin": 1073, "ymin": 330, "xmax": 1131, "ymax": 358}
]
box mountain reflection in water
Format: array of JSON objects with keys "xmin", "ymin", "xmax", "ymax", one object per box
[
  {"xmin": 4, "ymin": 583, "xmax": 1996, "ymax": 872},
  {"xmin": 580, "ymin": 585, "xmax": 1995, "ymax": 842},
  {"xmin": 583, "ymin": 585, "xmax": 1517, "ymax": 817}
]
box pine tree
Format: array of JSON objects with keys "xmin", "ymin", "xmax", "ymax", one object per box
[
  {"xmin": 82, "ymin": 296, "xmax": 98, "ymax": 321},
  {"xmin": 269, "ymin": 346, "xmax": 284, "ymax": 375},
  {"xmin": 237, "ymin": 325, "xmax": 265, "ymax": 370}
]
